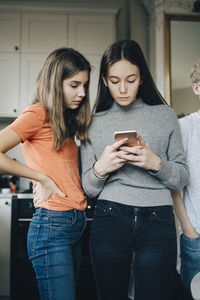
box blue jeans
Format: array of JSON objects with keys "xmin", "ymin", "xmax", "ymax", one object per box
[
  {"xmin": 90, "ymin": 200, "xmax": 177, "ymax": 300},
  {"xmin": 180, "ymin": 233, "xmax": 200, "ymax": 294},
  {"xmin": 27, "ymin": 207, "xmax": 86, "ymax": 300}
]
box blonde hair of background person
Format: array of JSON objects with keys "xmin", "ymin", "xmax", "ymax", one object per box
[
  {"xmin": 0, "ymin": 47, "xmax": 91, "ymax": 300},
  {"xmin": 172, "ymin": 58, "xmax": 200, "ymax": 298}
]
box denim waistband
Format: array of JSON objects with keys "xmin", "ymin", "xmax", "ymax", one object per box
[
  {"xmin": 97, "ymin": 199, "xmax": 172, "ymax": 216},
  {"xmin": 35, "ymin": 207, "xmax": 84, "ymax": 216}
]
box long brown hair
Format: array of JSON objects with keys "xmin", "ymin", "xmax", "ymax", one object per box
[
  {"xmin": 94, "ymin": 40, "xmax": 167, "ymax": 113},
  {"xmin": 33, "ymin": 48, "xmax": 91, "ymax": 150}
]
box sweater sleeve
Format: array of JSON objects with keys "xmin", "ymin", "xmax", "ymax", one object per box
[
  {"xmin": 81, "ymin": 141, "xmax": 107, "ymax": 198},
  {"xmin": 149, "ymin": 111, "xmax": 189, "ymax": 190}
]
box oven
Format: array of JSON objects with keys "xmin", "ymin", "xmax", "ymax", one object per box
[
  {"xmin": 10, "ymin": 194, "xmax": 97, "ymax": 300},
  {"xmin": 11, "ymin": 194, "xmax": 39, "ymax": 300}
]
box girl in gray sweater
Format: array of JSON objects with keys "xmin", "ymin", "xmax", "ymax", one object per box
[{"xmin": 81, "ymin": 40, "xmax": 189, "ymax": 300}]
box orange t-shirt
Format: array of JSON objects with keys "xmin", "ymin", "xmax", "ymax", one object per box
[{"xmin": 9, "ymin": 104, "xmax": 87, "ymax": 211}]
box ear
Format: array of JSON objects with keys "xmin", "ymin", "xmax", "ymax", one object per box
[
  {"xmin": 192, "ymin": 83, "xmax": 200, "ymax": 96},
  {"xmin": 102, "ymin": 76, "xmax": 108, "ymax": 87}
]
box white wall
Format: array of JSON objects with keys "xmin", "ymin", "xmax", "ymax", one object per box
[
  {"xmin": 129, "ymin": 0, "xmax": 149, "ymax": 62},
  {"xmin": 171, "ymin": 20, "xmax": 200, "ymax": 115}
]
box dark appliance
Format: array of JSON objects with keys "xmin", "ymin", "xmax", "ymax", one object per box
[
  {"xmin": 11, "ymin": 194, "xmax": 97, "ymax": 300},
  {"xmin": 11, "ymin": 194, "xmax": 39, "ymax": 300}
]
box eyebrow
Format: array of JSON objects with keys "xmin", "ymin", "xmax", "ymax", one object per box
[
  {"xmin": 69, "ymin": 80, "xmax": 81, "ymax": 83},
  {"xmin": 108, "ymin": 74, "xmax": 137, "ymax": 79},
  {"xmin": 69, "ymin": 80, "xmax": 89, "ymax": 84}
]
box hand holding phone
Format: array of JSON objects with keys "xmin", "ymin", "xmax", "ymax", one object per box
[{"xmin": 114, "ymin": 130, "xmax": 139, "ymax": 147}]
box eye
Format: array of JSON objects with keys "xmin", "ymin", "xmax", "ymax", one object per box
[
  {"xmin": 127, "ymin": 80, "xmax": 136, "ymax": 83},
  {"xmin": 70, "ymin": 84, "xmax": 78, "ymax": 88},
  {"xmin": 110, "ymin": 80, "xmax": 119, "ymax": 84}
]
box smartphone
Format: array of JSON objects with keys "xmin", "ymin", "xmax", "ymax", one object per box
[{"xmin": 114, "ymin": 130, "xmax": 139, "ymax": 146}]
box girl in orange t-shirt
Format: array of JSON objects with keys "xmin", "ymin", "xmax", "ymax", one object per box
[{"xmin": 0, "ymin": 48, "xmax": 91, "ymax": 300}]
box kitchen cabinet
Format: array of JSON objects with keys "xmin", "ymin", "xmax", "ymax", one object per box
[
  {"xmin": 68, "ymin": 14, "xmax": 116, "ymax": 106},
  {"xmin": 0, "ymin": 13, "xmax": 20, "ymax": 117},
  {"xmin": 0, "ymin": 12, "xmax": 68, "ymax": 117},
  {"xmin": 0, "ymin": 53, "xmax": 20, "ymax": 116},
  {"xmin": 0, "ymin": 5, "xmax": 116, "ymax": 117},
  {"xmin": 21, "ymin": 13, "xmax": 67, "ymax": 53},
  {"xmin": 0, "ymin": 194, "xmax": 12, "ymax": 296},
  {"xmin": 19, "ymin": 53, "xmax": 47, "ymax": 112},
  {"xmin": 0, "ymin": 13, "xmax": 20, "ymax": 52}
]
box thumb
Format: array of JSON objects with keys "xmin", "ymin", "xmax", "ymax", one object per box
[
  {"xmin": 137, "ymin": 134, "xmax": 146, "ymax": 148},
  {"xmin": 56, "ymin": 187, "xmax": 65, "ymax": 197}
]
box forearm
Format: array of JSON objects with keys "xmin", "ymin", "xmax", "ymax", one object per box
[
  {"xmin": 82, "ymin": 167, "xmax": 106, "ymax": 198},
  {"xmin": 171, "ymin": 190, "xmax": 199, "ymax": 236},
  {"xmin": 0, "ymin": 152, "xmax": 47, "ymax": 184}
]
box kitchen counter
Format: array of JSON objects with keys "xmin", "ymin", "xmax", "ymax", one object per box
[{"xmin": 0, "ymin": 193, "xmax": 33, "ymax": 198}]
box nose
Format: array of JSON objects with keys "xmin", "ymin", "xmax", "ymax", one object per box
[
  {"xmin": 119, "ymin": 81, "xmax": 127, "ymax": 94},
  {"xmin": 78, "ymin": 86, "xmax": 86, "ymax": 98}
]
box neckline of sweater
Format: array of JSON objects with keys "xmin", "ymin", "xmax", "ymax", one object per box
[{"xmin": 109, "ymin": 97, "xmax": 144, "ymax": 113}]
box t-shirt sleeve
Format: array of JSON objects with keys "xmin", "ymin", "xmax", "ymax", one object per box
[
  {"xmin": 8, "ymin": 104, "xmax": 46, "ymax": 141},
  {"xmin": 179, "ymin": 117, "xmax": 190, "ymax": 153}
]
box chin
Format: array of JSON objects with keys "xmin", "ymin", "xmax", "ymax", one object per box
[
  {"xmin": 67, "ymin": 104, "xmax": 80, "ymax": 110},
  {"xmin": 116, "ymin": 99, "xmax": 136, "ymax": 106}
]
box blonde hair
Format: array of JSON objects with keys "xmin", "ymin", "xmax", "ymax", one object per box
[
  {"xmin": 190, "ymin": 59, "xmax": 200, "ymax": 84},
  {"xmin": 33, "ymin": 48, "xmax": 91, "ymax": 150}
]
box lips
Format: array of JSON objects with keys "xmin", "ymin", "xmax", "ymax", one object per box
[{"xmin": 73, "ymin": 100, "xmax": 82, "ymax": 105}]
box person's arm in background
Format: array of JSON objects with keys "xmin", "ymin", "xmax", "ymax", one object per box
[
  {"xmin": 0, "ymin": 127, "xmax": 64, "ymax": 203},
  {"xmin": 171, "ymin": 190, "xmax": 199, "ymax": 238}
]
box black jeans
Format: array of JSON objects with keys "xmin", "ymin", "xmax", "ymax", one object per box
[{"xmin": 89, "ymin": 200, "xmax": 177, "ymax": 300}]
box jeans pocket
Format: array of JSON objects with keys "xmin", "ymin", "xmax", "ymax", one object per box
[
  {"xmin": 50, "ymin": 210, "xmax": 77, "ymax": 230},
  {"xmin": 151, "ymin": 207, "xmax": 174, "ymax": 222},
  {"xmin": 48, "ymin": 211, "xmax": 85, "ymax": 244},
  {"xmin": 27, "ymin": 223, "xmax": 40, "ymax": 258},
  {"xmin": 181, "ymin": 233, "xmax": 200, "ymax": 242},
  {"xmin": 94, "ymin": 204, "xmax": 111, "ymax": 217}
]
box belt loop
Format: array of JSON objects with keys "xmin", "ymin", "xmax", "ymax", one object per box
[
  {"xmin": 37, "ymin": 207, "xmax": 42, "ymax": 218},
  {"xmin": 134, "ymin": 207, "xmax": 140, "ymax": 215}
]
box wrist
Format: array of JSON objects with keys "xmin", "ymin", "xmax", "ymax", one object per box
[
  {"xmin": 183, "ymin": 229, "xmax": 199, "ymax": 238},
  {"xmin": 153, "ymin": 155, "xmax": 162, "ymax": 172},
  {"xmin": 37, "ymin": 172, "xmax": 49, "ymax": 184},
  {"xmin": 93, "ymin": 162, "xmax": 107, "ymax": 179}
]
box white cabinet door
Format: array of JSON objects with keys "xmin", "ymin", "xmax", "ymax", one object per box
[
  {"xmin": 0, "ymin": 53, "xmax": 20, "ymax": 117},
  {"xmin": 86, "ymin": 55, "xmax": 101, "ymax": 109},
  {"xmin": 68, "ymin": 14, "xmax": 115, "ymax": 55},
  {"xmin": 20, "ymin": 53, "xmax": 47, "ymax": 112},
  {"xmin": 0, "ymin": 13, "xmax": 20, "ymax": 52},
  {"xmin": 0, "ymin": 196, "xmax": 12, "ymax": 296},
  {"xmin": 68, "ymin": 14, "xmax": 116, "ymax": 108},
  {"xmin": 21, "ymin": 13, "xmax": 68, "ymax": 53}
]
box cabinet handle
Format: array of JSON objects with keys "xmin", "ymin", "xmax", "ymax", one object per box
[
  {"xmin": 5, "ymin": 201, "xmax": 8, "ymax": 205},
  {"xmin": 14, "ymin": 46, "xmax": 19, "ymax": 51},
  {"xmin": 13, "ymin": 108, "xmax": 17, "ymax": 113}
]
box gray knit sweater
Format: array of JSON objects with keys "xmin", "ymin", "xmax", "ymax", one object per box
[{"xmin": 81, "ymin": 98, "xmax": 189, "ymax": 207}]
